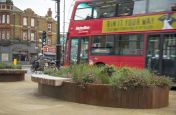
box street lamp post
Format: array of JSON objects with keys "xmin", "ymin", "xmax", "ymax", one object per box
[{"xmin": 53, "ymin": 0, "xmax": 61, "ymax": 68}]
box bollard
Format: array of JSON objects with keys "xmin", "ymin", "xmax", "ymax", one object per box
[{"xmin": 13, "ymin": 59, "xmax": 17, "ymax": 65}]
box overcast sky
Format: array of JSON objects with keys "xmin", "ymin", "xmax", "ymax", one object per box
[{"xmin": 13, "ymin": 0, "xmax": 75, "ymax": 32}]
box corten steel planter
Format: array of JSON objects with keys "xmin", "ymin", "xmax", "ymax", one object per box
[
  {"xmin": 0, "ymin": 69, "xmax": 26, "ymax": 82},
  {"xmin": 37, "ymin": 81, "xmax": 169, "ymax": 109}
]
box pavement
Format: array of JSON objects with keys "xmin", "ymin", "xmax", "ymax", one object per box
[{"xmin": 0, "ymin": 75, "xmax": 176, "ymax": 115}]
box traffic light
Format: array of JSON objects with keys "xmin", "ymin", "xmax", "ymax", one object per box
[{"xmin": 42, "ymin": 31, "xmax": 46, "ymax": 46}]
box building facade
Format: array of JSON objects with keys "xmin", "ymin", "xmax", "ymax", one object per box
[{"xmin": 0, "ymin": 0, "xmax": 57, "ymax": 64}]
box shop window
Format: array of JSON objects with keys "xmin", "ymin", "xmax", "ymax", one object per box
[{"xmin": 1, "ymin": 53, "xmax": 9, "ymax": 62}]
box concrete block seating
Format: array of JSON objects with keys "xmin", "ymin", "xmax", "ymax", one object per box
[{"xmin": 31, "ymin": 74, "xmax": 71, "ymax": 86}]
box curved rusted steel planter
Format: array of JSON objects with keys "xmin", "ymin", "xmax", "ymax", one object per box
[
  {"xmin": 32, "ymin": 75, "xmax": 169, "ymax": 109},
  {"xmin": 0, "ymin": 69, "xmax": 26, "ymax": 82}
]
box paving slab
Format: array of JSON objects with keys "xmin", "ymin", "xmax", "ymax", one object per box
[{"xmin": 0, "ymin": 76, "xmax": 175, "ymax": 115}]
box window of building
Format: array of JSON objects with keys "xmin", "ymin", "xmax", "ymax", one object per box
[
  {"xmin": 1, "ymin": 53, "xmax": 9, "ymax": 62},
  {"xmin": 2, "ymin": 5, "xmax": 5, "ymax": 9},
  {"xmin": 23, "ymin": 17, "xmax": 27, "ymax": 26},
  {"xmin": 91, "ymin": 34, "xmax": 144, "ymax": 56},
  {"xmin": 2, "ymin": 15, "xmax": 5, "ymax": 24},
  {"xmin": 23, "ymin": 31, "xmax": 28, "ymax": 40},
  {"xmin": 31, "ymin": 18, "xmax": 35, "ymax": 27},
  {"xmin": 7, "ymin": 5, "xmax": 10, "ymax": 9},
  {"xmin": 30, "ymin": 32, "xmax": 35, "ymax": 41},
  {"xmin": 0, "ymin": 31, "xmax": 1, "ymax": 39},
  {"xmin": 6, "ymin": 31, "xmax": 10, "ymax": 39},
  {"xmin": 6, "ymin": 15, "xmax": 10, "ymax": 24},
  {"xmin": 48, "ymin": 38, "xmax": 52, "ymax": 45},
  {"xmin": 48, "ymin": 23, "xmax": 52, "ymax": 32},
  {"xmin": 74, "ymin": 2, "xmax": 93, "ymax": 20},
  {"xmin": 0, "ymin": 15, "xmax": 1, "ymax": 24},
  {"xmin": 2, "ymin": 30, "xmax": 5, "ymax": 39}
]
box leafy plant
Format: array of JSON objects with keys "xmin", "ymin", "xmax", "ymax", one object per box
[
  {"xmin": 100, "ymin": 65, "xmax": 116, "ymax": 77},
  {"xmin": 0, "ymin": 62, "xmax": 21, "ymax": 69},
  {"xmin": 43, "ymin": 64, "xmax": 171, "ymax": 88},
  {"xmin": 110, "ymin": 67, "xmax": 171, "ymax": 89}
]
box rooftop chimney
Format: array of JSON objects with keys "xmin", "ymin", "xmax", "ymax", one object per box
[{"xmin": 47, "ymin": 8, "xmax": 52, "ymax": 17}]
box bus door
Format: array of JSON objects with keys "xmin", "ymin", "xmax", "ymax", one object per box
[
  {"xmin": 70, "ymin": 36, "xmax": 89, "ymax": 64},
  {"xmin": 146, "ymin": 33, "xmax": 176, "ymax": 79}
]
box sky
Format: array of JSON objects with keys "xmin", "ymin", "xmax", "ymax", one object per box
[{"xmin": 12, "ymin": 0, "xmax": 75, "ymax": 32}]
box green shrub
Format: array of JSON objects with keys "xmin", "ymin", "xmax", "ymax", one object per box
[
  {"xmin": 110, "ymin": 67, "xmax": 171, "ymax": 89},
  {"xmin": 0, "ymin": 62, "xmax": 21, "ymax": 69},
  {"xmin": 43, "ymin": 64, "xmax": 171, "ymax": 88},
  {"xmin": 70, "ymin": 64, "xmax": 98, "ymax": 84},
  {"xmin": 100, "ymin": 65, "xmax": 116, "ymax": 77}
]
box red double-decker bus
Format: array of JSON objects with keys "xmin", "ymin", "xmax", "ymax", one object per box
[{"xmin": 64, "ymin": 0, "xmax": 176, "ymax": 81}]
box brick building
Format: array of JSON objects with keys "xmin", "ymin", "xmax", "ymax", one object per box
[{"xmin": 0, "ymin": 0, "xmax": 57, "ymax": 64}]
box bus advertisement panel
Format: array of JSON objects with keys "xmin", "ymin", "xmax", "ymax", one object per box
[{"xmin": 103, "ymin": 13, "xmax": 176, "ymax": 33}]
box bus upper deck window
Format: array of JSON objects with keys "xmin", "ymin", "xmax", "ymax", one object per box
[
  {"xmin": 117, "ymin": 1, "xmax": 134, "ymax": 16},
  {"xmin": 93, "ymin": 1, "xmax": 116, "ymax": 18},
  {"xmin": 133, "ymin": 0, "xmax": 147, "ymax": 15},
  {"xmin": 74, "ymin": 3, "xmax": 93, "ymax": 20},
  {"xmin": 148, "ymin": 0, "xmax": 176, "ymax": 13}
]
